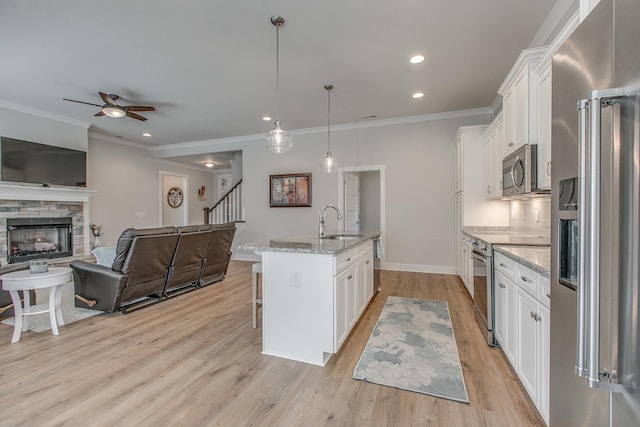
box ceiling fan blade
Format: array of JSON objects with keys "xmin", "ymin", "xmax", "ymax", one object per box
[
  {"xmin": 94, "ymin": 111, "xmax": 105, "ymax": 117},
  {"xmin": 126, "ymin": 106, "xmax": 155, "ymax": 112},
  {"xmin": 99, "ymin": 91, "xmax": 118, "ymax": 106},
  {"xmin": 63, "ymin": 98, "xmax": 102, "ymax": 107},
  {"xmin": 125, "ymin": 111, "xmax": 147, "ymax": 121}
]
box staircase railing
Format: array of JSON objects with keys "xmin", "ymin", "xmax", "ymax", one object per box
[{"xmin": 203, "ymin": 179, "xmax": 243, "ymax": 225}]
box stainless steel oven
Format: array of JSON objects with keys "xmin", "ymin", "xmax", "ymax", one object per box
[{"xmin": 470, "ymin": 240, "xmax": 495, "ymax": 346}]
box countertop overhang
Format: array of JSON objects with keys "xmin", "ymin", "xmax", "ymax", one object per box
[{"xmin": 238, "ymin": 231, "xmax": 381, "ymax": 255}]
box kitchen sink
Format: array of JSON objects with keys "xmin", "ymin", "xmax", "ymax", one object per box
[{"xmin": 320, "ymin": 233, "xmax": 362, "ymax": 240}]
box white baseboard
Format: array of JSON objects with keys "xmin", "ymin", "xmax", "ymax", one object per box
[{"xmin": 382, "ymin": 262, "xmax": 457, "ymax": 275}]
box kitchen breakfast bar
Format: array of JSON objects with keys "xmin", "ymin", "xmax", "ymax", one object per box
[{"xmin": 239, "ymin": 232, "xmax": 381, "ymax": 366}]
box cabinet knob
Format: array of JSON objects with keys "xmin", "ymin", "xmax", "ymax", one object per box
[
  {"xmin": 499, "ymin": 262, "xmax": 507, "ymax": 268},
  {"xmin": 546, "ymin": 293, "xmax": 551, "ymax": 299},
  {"xmin": 499, "ymin": 282, "xmax": 505, "ymax": 289},
  {"xmin": 346, "ymin": 258, "xmax": 351, "ymax": 262},
  {"xmin": 365, "ymin": 260, "xmax": 370, "ymax": 264},
  {"xmin": 521, "ymin": 275, "xmax": 531, "ymax": 283},
  {"xmin": 509, "ymin": 142, "xmax": 514, "ymax": 147},
  {"xmin": 347, "ymin": 275, "xmax": 353, "ymax": 280},
  {"xmin": 487, "ymin": 185, "xmax": 491, "ymax": 194},
  {"xmin": 530, "ymin": 311, "xmax": 536, "ymax": 319}
]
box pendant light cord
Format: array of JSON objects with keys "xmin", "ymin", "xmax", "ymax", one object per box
[
  {"xmin": 275, "ymin": 23, "xmax": 280, "ymax": 123},
  {"xmin": 327, "ymin": 87, "xmax": 331, "ymax": 153}
]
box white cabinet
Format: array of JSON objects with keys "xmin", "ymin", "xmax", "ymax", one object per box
[
  {"xmin": 493, "ymin": 250, "xmax": 550, "ymax": 424},
  {"xmin": 494, "ymin": 269, "xmax": 517, "ymax": 366},
  {"xmin": 535, "ymin": 59, "xmax": 552, "ymax": 190},
  {"xmin": 460, "ymin": 236, "xmax": 473, "ymax": 298},
  {"xmin": 498, "ymin": 47, "xmax": 546, "ymax": 156},
  {"xmin": 483, "ymin": 112, "xmax": 504, "ymax": 200},
  {"xmin": 454, "ymin": 126, "xmax": 508, "ymax": 285},
  {"xmin": 334, "ymin": 240, "xmax": 374, "ymax": 351},
  {"xmin": 262, "ymin": 239, "xmax": 375, "ymax": 367},
  {"xmin": 356, "ymin": 243, "xmax": 374, "ymax": 317}
]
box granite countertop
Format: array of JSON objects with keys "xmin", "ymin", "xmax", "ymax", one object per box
[
  {"xmin": 238, "ymin": 231, "xmax": 381, "ymax": 255},
  {"xmin": 493, "ymin": 245, "xmax": 551, "ymax": 277},
  {"xmin": 462, "ymin": 226, "xmax": 550, "ymax": 246}
]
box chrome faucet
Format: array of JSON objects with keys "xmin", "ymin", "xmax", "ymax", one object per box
[{"xmin": 318, "ymin": 205, "xmax": 342, "ymax": 237}]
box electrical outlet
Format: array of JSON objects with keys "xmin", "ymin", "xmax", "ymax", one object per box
[{"xmin": 291, "ymin": 272, "xmax": 301, "ymax": 287}]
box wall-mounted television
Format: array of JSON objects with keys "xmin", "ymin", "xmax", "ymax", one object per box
[{"xmin": 0, "ymin": 137, "xmax": 86, "ymax": 187}]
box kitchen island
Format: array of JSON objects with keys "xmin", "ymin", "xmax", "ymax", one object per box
[{"xmin": 239, "ymin": 231, "xmax": 381, "ymax": 366}]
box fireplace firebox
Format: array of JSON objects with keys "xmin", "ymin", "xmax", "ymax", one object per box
[{"xmin": 7, "ymin": 217, "xmax": 73, "ymax": 264}]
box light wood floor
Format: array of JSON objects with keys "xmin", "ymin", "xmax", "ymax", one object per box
[{"xmin": 0, "ymin": 261, "xmax": 544, "ymax": 426}]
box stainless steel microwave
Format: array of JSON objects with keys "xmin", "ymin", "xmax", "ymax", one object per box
[{"xmin": 502, "ymin": 144, "xmax": 541, "ymax": 197}]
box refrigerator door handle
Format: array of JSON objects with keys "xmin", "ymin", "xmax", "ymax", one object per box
[
  {"xmin": 576, "ymin": 98, "xmax": 589, "ymax": 379},
  {"xmin": 578, "ymin": 88, "xmax": 626, "ymax": 393}
]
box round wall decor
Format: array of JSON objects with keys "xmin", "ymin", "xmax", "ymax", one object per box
[{"xmin": 167, "ymin": 186, "xmax": 184, "ymax": 208}]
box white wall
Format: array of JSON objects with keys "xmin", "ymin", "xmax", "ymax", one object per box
[
  {"xmin": 0, "ymin": 105, "xmax": 88, "ymax": 151},
  {"xmin": 157, "ymin": 111, "xmax": 493, "ymax": 272},
  {"xmin": 87, "ymin": 136, "xmax": 214, "ymax": 246}
]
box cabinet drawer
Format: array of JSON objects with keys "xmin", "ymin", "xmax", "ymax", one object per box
[
  {"xmin": 335, "ymin": 247, "xmax": 357, "ymax": 275},
  {"xmin": 516, "ymin": 263, "xmax": 539, "ymax": 297},
  {"xmin": 494, "ymin": 252, "xmax": 516, "ymax": 281},
  {"xmin": 357, "ymin": 240, "xmax": 373, "ymax": 259},
  {"xmin": 539, "ymin": 275, "xmax": 550, "ymax": 309}
]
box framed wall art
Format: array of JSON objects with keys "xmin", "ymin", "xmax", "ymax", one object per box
[{"xmin": 269, "ymin": 173, "xmax": 311, "ymax": 207}]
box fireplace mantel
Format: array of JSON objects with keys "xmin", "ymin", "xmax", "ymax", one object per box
[{"xmin": 0, "ymin": 182, "xmax": 95, "ymax": 202}]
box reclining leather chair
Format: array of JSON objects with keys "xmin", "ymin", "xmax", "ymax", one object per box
[
  {"xmin": 71, "ymin": 227, "xmax": 179, "ymax": 313},
  {"xmin": 163, "ymin": 225, "xmax": 212, "ymax": 296},
  {"xmin": 200, "ymin": 222, "xmax": 236, "ymax": 286}
]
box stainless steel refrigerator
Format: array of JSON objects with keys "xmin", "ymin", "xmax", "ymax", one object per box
[{"xmin": 551, "ymin": 0, "xmax": 640, "ymax": 425}]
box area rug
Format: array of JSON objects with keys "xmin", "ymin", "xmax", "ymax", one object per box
[
  {"xmin": 1, "ymin": 281, "xmax": 102, "ymax": 332},
  {"xmin": 353, "ymin": 296, "xmax": 469, "ymax": 403}
]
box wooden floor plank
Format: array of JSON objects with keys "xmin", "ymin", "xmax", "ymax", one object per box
[{"xmin": 0, "ymin": 261, "xmax": 544, "ymax": 426}]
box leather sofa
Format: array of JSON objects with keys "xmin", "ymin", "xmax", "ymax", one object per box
[{"xmin": 70, "ymin": 222, "xmax": 236, "ymax": 313}]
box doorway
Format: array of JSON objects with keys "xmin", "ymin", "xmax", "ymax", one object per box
[
  {"xmin": 159, "ymin": 172, "xmax": 188, "ymax": 227},
  {"xmin": 338, "ymin": 165, "xmax": 385, "ymax": 268}
]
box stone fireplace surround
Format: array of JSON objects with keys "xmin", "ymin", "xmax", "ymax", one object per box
[{"xmin": 0, "ymin": 183, "xmax": 94, "ymax": 266}]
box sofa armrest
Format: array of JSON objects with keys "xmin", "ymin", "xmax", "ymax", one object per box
[{"xmin": 70, "ymin": 260, "xmax": 128, "ymax": 313}]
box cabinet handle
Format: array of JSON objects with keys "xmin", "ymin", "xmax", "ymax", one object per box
[
  {"xmin": 530, "ymin": 311, "xmax": 536, "ymax": 319},
  {"xmin": 546, "ymin": 293, "xmax": 551, "ymax": 299},
  {"xmin": 499, "ymin": 262, "xmax": 507, "ymax": 268},
  {"xmin": 520, "ymin": 275, "xmax": 531, "ymax": 283},
  {"xmin": 487, "ymin": 185, "xmax": 491, "ymax": 194},
  {"xmin": 547, "ymin": 161, "xmax": 552, "ymax": 176},
  {"xmin": 347, "ymin": 275, "xmax": 352, "ymax": 280},
  {"xmin": 365, "ymin": 260, "xmax": 370, "ymax": 264},
  {"xmin": 499, "ymin": 282, "xmax": 505, "ymax": 289},
  {"xmin": 509, "ymin": 142, "xmax": 514, "ymax": 147},
  {"xmin": 346, "ymin": 258, "xmax": 351, "ymax": 262}
]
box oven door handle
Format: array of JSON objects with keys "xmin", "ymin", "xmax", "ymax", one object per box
[{"xmin": 471, "ymin": 251, "xmax": 488, "ymax": 263}]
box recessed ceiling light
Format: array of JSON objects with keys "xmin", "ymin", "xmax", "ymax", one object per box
[
  {"xmin": 142, "ymin": 133, "xmax": 151, "ymax": 137},
  {"xmin": 410, "ymin": 55, "xmax": 425, "ymax": 64},
  {"xmin": 412, "ymin": 92, "xmax": 424, "ymax": 99},
  {"xmin": 204, "ymin": 162, "xmax": 215, "ymax": 168},
  {"xmin": 262, "ymin": 116, "xmax": 272, "ymax": 121}
]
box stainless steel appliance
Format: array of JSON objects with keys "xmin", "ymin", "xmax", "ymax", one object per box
[
  {"xmin": 470, "ymin": 238, "xmax": 495, "ymax": 346},
  {"xmin": 502, "ymin": 144, "xmax": 546, "ymax": 197},
  {"xmin": 467, "ymin": 233, "xmax": 550, "ymax": 346},
  {"xmin": 551, "ymin": 0, "xmax": 640, "ymax": 425}
]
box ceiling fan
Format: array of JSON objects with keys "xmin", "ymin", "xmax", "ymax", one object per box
[{"xmin": 63, "ymin": 91, "xmax": 155, "ymax": 121}]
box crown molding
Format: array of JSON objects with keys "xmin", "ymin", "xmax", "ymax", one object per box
[
  {"xmin": 89, "ymin": 131, "xmax": 152, "ymax": 150},
  {"xmin": 155, "ymin": 158, "xmax": 215, "ymax": 173},
  {"xmin": 152, "ymin": 107, "xmax": 494, "ymax": 154},
  {"xmin": 0, "ymin": 99, "xmax": 91, "ymax": 129}
]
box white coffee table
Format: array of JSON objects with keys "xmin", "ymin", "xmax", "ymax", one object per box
[{"xmin": 1, "ymin": 267, "xmax": 72, "ymax": 343}]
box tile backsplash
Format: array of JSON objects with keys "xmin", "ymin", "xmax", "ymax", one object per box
[{"xmin": 509, "ymin": 197, "xmax": 551, "ymax": 235}]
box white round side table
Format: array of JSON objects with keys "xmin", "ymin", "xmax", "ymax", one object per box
[{"xmin": 1, "ymin": 267, "xmax": 72, "ymax": 343}]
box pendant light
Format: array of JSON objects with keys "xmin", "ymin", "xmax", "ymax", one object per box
[
  {"xmin": 322, "ymin": 84, "xmax": 338, "ymax": 173},
  {"xmin": 265, "ymin": 16, "xmax": 292, "ymax": 153}
]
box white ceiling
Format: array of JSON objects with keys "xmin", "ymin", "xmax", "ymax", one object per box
[{"xmin": 1, "ymin": 0, "xmax": 566, "ymax": 151}]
